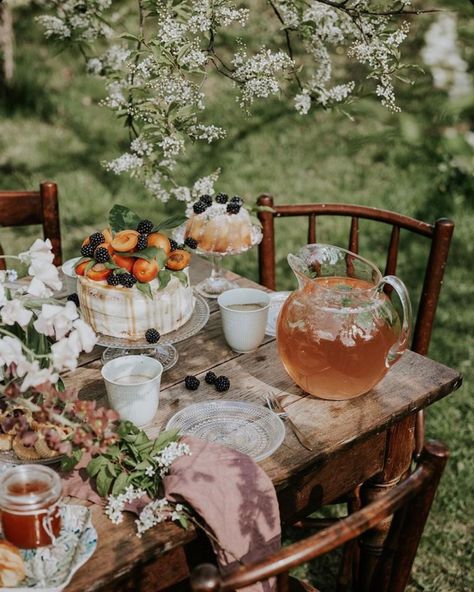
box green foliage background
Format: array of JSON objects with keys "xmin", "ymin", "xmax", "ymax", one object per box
[{"xmin": 0, "ymin": 1, "xmax": 472, "ymax": 590}]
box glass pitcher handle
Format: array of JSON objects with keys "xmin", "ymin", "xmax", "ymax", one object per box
[{"xmin": 377, "ymin": 275, "xmax": 413, "ymax": 367}]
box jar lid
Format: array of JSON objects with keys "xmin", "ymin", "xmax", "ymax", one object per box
[{"xmin": 0, "ymin": 464, "xmax": 62, "ymax": 513}]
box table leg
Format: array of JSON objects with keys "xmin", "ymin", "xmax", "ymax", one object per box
[{"xmin": 358, "ymin": 416, "xmax": 416, "ymax": 592}]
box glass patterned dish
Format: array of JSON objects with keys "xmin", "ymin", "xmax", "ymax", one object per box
[
  {"xmin": 0, "ymin": 505, "xmax": 97, "ymax": 591},
  {"xmin": 95, "ymin": 293, "xmax": 210, "ymax": 348},
  {"xmin": 166, "ymin": 400, "xmax": 285, "ymax": 461},
  {"xmin": 100, "ymin": 344, "xmax": 178, "ymax": 372}
]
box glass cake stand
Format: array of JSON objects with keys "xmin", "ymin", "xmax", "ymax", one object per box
[
  {"xmin": 96, "ymin": 293, "xmax": 210, "ymax": 369},
  {"xmin": 174, "ymin": 223, "xmax": 263, "ymax": 299}
]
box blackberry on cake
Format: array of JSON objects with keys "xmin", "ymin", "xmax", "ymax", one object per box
[
  {"xmin": 185, "ymin": 375, "xmax": 200, "ymax": 390},
  {"xmin": 215, "ymin": 192, "xmax": 228, "ymax": 204},
  {"xmin": 136, "ymin": 219, "xmax": 154, "ymax": 234},
  {"xmin": 107, "ymin": 273, "xmax": 122, "ymax": 286},
  {"xmin": 81, "ymin": 243, "xmax": 95, "ymax": 257},
  {"xmin": 200, "ymin": 194, "xmax": 213, "ymax": 206},
  {"xmin": 94, "ymin": 246, "xmax": 110, "ymax": 263},
  {"xmin": 184, "ymin": 237, "xmax": 198, "ymax": 250},
  {"xmin": 227, "ymin": 202, "xmax": 241, "ymax": 215},
  {"xmin": 145, "ymin": 328, "xmax": 161, "ymax": 343},
  {"xmin": 169, "ymin": 238, "xmax": 179, "ymax": 252},
  {"xmin": 119, "ymin": 273, "xmax": 137, "ymax": 288},
  {"xmin": 193, "ymin": 201, "xmax": 208, "ymax": 214},
  {"xmin": 89, "ymin": 232, "xmax": 105, "ymax": 247},
  {"xmin": 137, "ymin": 234, "xmax": 149, "ymax": 251},
  {"xmin": 230, "ymin": 195, "xmax": 243, "ymax": 206}
]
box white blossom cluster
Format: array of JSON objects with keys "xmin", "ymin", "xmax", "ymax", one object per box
[
  {"xmin": 421, "ymin": 14, "xmax": 472, "ymax": 100},
  {"xmin": 0, "ymin": 240, "xmax": 96, "ymax": 393},
  {"xmin": 105, "ymin": 485, "xmax": 146, "ymax": 525},
  {"xmin": 38, "ymin": 0, "xmax": 419, "ymax": 203},
  {"xmin": 152, "ymin": 441, "xmax": 191, "ymax": 478},
  {"xmin": 135, "ymin": 500, "xmax": 185, "ymax": 537}
]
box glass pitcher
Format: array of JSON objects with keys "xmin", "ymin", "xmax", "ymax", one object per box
[{"xmin": 276, "ymin": 244, "xmax": 412, "ymax": 400}]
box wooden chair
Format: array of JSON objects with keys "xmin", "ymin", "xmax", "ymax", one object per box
[
  {"xmin": 0, "ymin": 182, "xmax": 62, "ymax": 269},
  {"xmin": 256, "ymin": 194, "xmax": 454, "ymax": 456},
  {"xmin": 191, "ymin": 440, "xmax": 449, "ymax": 592}
]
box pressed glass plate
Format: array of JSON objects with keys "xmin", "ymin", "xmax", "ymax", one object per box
[
  {"xmin": 166, "ymin": 400, "xmax": 285, "ymax": 462},
  {"xmin": 95, "ymin": 293, "xmax": 210, "ymax": 348}
]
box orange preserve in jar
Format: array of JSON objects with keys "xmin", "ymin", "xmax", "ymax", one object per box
[{"xmin": 0, "ymin": 464, "xmax": 62, "ymax": 549}]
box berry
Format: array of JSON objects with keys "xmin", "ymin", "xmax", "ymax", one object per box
[
  {"xmin": 107, "ymin": 273, "xmax": 122, "ymax": 286},
  {"xmin": 137, "ymin": 219, "xmax": 154, "ymax": 234},
  {"xmin": 169, "ymin": 238, "xmax": 179, "ymax": 252},
  {"xmin": 193, "ymin": 201, "xmax": 208, "ymax": 214},
  {"xmin": 230, "ymin": 195, "xmax": 243, "ymax": 206},
  {"xmin": 67, "ymin": 293, "xmax": 80, "ymax": 307},
  {"xmin": 205, "ymin": 371, "xmax": 217, "ymax": 385},
  {"xmin": 94, "ymin": 246, "xmax": 110, "ymax": 263},
  {"xmin": 81, "ymin": 243, "xmax": 95, "ymax": 257},
  {"xmin": 185, "ymin": 375, "xmax": 200, "ymax": 391},
  {"xmin": 119, "ymin": 273, "xmax": 137, "ymax": 288},
  {"xmin": 145, "ymin": 328, "xmax": 161, "ymax": 343},
  {"xmin": 89, "ymin": 232, "xmax": 105, "ymax": 247},
  {"xmin": 215, "ymin": 375, "xmax": 230, "ymax": 392},
  {"xmin": 227, "ymin": 202, "xmax": 241, "ymax": 215},
  {"xmin": 215, "ymin": 192, "xmax": 228, "ymax": 204},
  {"xmin": 200, "ymin": 194, "xmax": 213, "ymax": 207},
  {"xmin": 137, "ymin": 234, "xmax": 148, "ymax": 250},
  {"xmin": 184, "ymin": 237, "xmax": 198, "ymax": 250}
]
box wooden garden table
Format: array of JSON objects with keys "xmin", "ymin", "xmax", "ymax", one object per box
[{"xmin": 63, "ymin": 257, "xmax": 462, "ymax": 592}]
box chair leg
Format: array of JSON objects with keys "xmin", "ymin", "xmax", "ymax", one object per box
[{"xmin": 336, "ymin": 487, "xmax": 361, "ymax": 592}]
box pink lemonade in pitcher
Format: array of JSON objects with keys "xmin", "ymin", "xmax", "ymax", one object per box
[{"xmin": 276, "ymin": 246, "xmax": 411, "ymax": 400}]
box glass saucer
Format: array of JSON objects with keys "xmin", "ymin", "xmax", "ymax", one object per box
[
  {"xmin": 101, "ymin": 344, "xmax": 178, "ymax": 371},
  {"xmin": 166, "ymin": 400, "xmax": 285, "ymax": 461},
  {"xmin": 95, "ymin": 293, "xmax": 210, "ymax": 348}
]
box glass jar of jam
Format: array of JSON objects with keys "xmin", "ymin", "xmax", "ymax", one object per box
[{"xmin": 0, "ymin": 464, "xmax": 62, "ymax": 549}]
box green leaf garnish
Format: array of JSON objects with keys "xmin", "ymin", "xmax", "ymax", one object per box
[
  {"xmin": 153, "ymin": 213, "xmax": 187, "ymax": 232},
  {"xmin": 170, "ymin": 270, "xmax": 188, "ymax": 286},
  {"xmin": 157, "ymin": 269, "xmax": 171, "ymax": 290},
  {"xmin": 85, "ymin": 259, "xmax": 96, "ymax": 273},
  {"xmin": 117, "ymin": 246, "xmax": 165, "ymax": 263},
  {"xmin": 109, "ymin": 204, "xmax": 142, "ymax": 233},
  {"xmin": 136, "ymin": 281, "xmax": 153, "ymax": 299}
]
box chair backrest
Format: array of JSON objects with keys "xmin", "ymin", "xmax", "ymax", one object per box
[
  {"xmin": 256, "ymin": 194, "xmax": 454, "ymax": 359},
  {"xmin": 0, "ymin": 181, "xmax": 62, "ymax": 269},
  {"xmin": 191, "ymin": 441, "xmax": 449, "ymax": 592}
]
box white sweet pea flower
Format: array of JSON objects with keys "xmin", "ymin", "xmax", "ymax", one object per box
[
  {"xmin": 51, "ymin": 336, "xmax": 81, "ymax": 372},
  {"xmin": 71, "ymin": 319, "xmax": 97, "ymax": 352},
  {"xmin": 20, "ymin": 360, "xmax": 59, "ymax": 391},
  {"xmin": 19, "ymin": 238, "xmax": 55, "ymax": 265},
  {"xmin": 27, "ymin": 277, "xmax": 54, "ymax": 298},
  {"xmin": 34, "ymin": 301, "xmax": 79, "ymax": 340},
  {"xmin": 29, "ymin": 260, "xmax": 62, "ymax": 292},
  {"xmin": 1, "ymin": 300, "xmax": 33, "ymax": 328},
  {"xmin": 0, "ymin": 336, "xmax": 25, "ymax": 367}
]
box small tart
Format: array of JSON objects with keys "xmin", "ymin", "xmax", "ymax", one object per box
[
  {"xmin": 0, "ymin": 433, "xmax": 12, "ymax": 451},
  {"xmin": 0, "ymin": 541, "xmax": 26, "ymax": 587},
  {"xmin": 34, "ymin": 425, "xmax": 67, "ymax": 459},
  {"xmin": 12, "ymin": 436, "xmax": 41, "ymax": 461}
]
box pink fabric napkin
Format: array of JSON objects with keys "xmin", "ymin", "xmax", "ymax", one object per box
[{"xmin": 62, "ymin": 436, "xmax": 281, "ymax": 592}]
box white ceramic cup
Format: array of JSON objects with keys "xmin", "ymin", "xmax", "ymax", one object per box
[
  {"xmin": 61, "ymin": 257, "xmax": 81, "ymax": 295},
  {"xmin": 101, "ymin": 355, "xmax": 163, "ymax": 427},
  {"xmin": 218, "ymin": 288, "xmax": 271, "ymax": 353}
]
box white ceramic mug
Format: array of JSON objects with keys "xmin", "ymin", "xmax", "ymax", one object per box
[
  {"xmin": 101, "ymin": 355, "xmax": 163, "ymax": 427},
  {"xmin": 218, "ymin": 288, "xmax": 271, "ymax": 353},
  {"xmin": 61, "ymin": 257, "xmax": 81, "ymax": 295}
]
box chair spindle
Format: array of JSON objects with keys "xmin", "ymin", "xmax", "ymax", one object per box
[
  {"xmin": 348, "ymin": 217, "xmax": 359, "ymax": 253},
  {"xmin": 308, "ymin": 214, "xmax": 316, "ymax": 244},
  {"xmin": 385, "ymin": 225, "xmax": 400, "ymax": 276}
]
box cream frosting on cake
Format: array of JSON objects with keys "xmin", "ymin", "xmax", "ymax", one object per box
[
  {"xmin": 184, "ymin": 203, "xmax": 261, "ymax": 253},
  {"xmin": 78, "ymin": 268, "xmax": 194, "ymax": 340}
]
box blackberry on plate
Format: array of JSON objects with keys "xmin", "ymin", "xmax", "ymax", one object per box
[
  {"xmin": 119, "ymin": 273, "xmax": 137, "ymax": 288},
  {"xmin": 137, "ymin": 219, "xmax": 154, "ymax": 234},
  {"xmin": 184, "ymin": 237, "xmax": 198, "ymax": 250},
  {"xmin": 94, "ymin": 246, "xmax": 110, "ymax": 263},
  {"xmin": 67, "ymin": 293, "xmax": 80, "ymax": 307},
  {"xmin": 185, "ymin": 375, "xmax": 200, "ymax": 390},
  {"xmin": 107, "ymin": 273, "xmax": 122, "ymax": 286},
  {"xmin": 200, "ymin": 194, "xmax": 213, "ymax": 206},
  {"xmin": 205, "ymin": 371, "xmax": 217, "ymax": 384},
  {"xmin": 215, "ymin": 375, "xmax": 230, "ymax": 392},
  {"xmin": 215, "ymin": 192, "xmax": 228, "ymax": 204},
  {"xmin": 169, "ymin": 238, "xmax": 179, "ymax": 252},
  {"xmin": 89, "ymin": 232, "xmax": 105, "ymax": 246},
  {"xmin": 226, "ymin": 202, "xmax": 241, "ymax": 215},
  {"xmin": 137, "ymin": 234, "xmax": 148, "ymax": 251},
  {"xmin": 145, "ymin": 328, "xmax": 161, "ymax": 343},
  {"xmin": 81, "ymin": 243, "xmax": 95, "ymax": 257},
  {"xmin": 193, "ymin": 201, "xmax": 208, "ymax": 214}
]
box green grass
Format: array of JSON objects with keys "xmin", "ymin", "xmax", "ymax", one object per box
[{"xmin": 1, "ymin": 4, "xmax": 473, "ymax": 590}]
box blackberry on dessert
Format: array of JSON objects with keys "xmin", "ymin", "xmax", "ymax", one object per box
[
  {"xmin": 215, "ymin": 192, "xmax": 228, "ymax": 204},
  {"xmin": 184, "ymin": 237, "xmax": 198, "ymax": 249},
  {"xmin": 136, "ymin": 219, "xmax": 154, "ymax": 234},
  {"xmin": 94, "ymin": 246, "xmax": 110, "ymax": 263}
]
